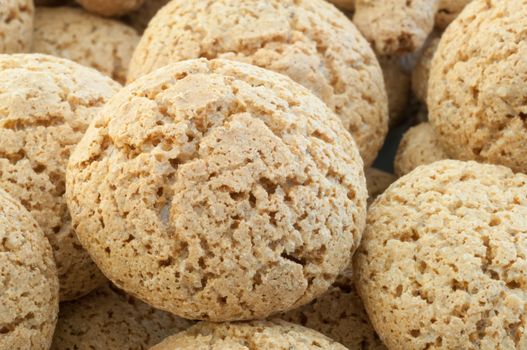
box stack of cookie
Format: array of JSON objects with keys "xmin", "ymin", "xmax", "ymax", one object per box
[{"xmin": 0, "ymin": 0, "xmax": 525, "ymax": 349}]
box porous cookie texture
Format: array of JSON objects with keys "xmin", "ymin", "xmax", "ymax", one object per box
[
  {"xmin": 328, "ymin": 0, "xmax": 355, "ymax": 11},
  {"xmin": 126, "ymin": 0, "xmax": 170, "ymax": 33},
  {"xmin": 355, "ymin": 160, "xmax": 527, "ymax": 350},
  {"xmin": 0, "ymin": 54, "xmax": 121, "ymax": 300},
  {"xmin": 429, "ymin": 0, "xmax": 527, "ymax": 173},
  {"xmin": 66, "ymin": 58, "xmax": 368, "ymax": 321},
  {"xmin": 0, "ymin": 188, "xmax": 59, "ymax": 350},
  {"xmin": 365, "ymin": 168, "xmax": 396, "ymax": 205},
  {"xmin": 379, "ymin": 56, "xmax": 410, "ymax": 126},
  {"xmin": 33, "ymin": 7, "xmax": 140, "ymax": 84},
  {"xmin": 394, "ymin": 123, "xmax": 449, "ymax": 177},
  {"xmin": 128, "ymin": 0, "xmax": 388, "ymax": 167},
  {"xmin": 412, "ymin": 34, "xmax": 440, "ymax": 103},
  {"xmin": 353, "ymin": 0, "xmax": 439, "ymax": 55},
  {"xmin": 51, "ymin": 282, "xmax": 193, "ymax": 350},
  {"xmin": 435, "ymin": 0, "xmax": 472, "ymax": 29},
  {"xmin": 149, "ymin": 320, "xmax": 348, "ymax": 349},
  {"xmin": 0, "ymin": 0, "xmax": 34, "ymax": 53},
  {"xmin": 75, "ymin": 0, "xmax": 145, "ymax": 16}
]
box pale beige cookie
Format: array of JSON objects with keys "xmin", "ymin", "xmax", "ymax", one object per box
[
  {"xmin": 429, "ymin": 0, "xmax": 527, "ymax": 173},
  {"xmin": 150, "ymin": 320, "xmax": 348, "ymax": 349},
  {"xmin": 328, "ymin": 0, "xmax": 355, "ymax": 11},
  {"xmin": 75, "ymin": 0, "xmax": 145, "ymax": 16},
  {"xmin": 66, "ymin": 58, "xmax": 368, "ymax": 321},
  {"xmin": 365, "ymin": 168, "xmax": 396, "ymax": 205},
  {"xmin": 51, "ymin": 282, "xmax": 193, "ymax": 350},
  {"xmin": 394, "ymin": 123, "xmax": 449, "ymax": 177},
  {"xmin": 435, "ymin": 0, "xmax": 472, "ymax": 29},
  {"xmin": 0, "ymin": 0, "xmax": 34, "ymax": 53},
  {"xmin": 33, "ymin": 7, "xmax": 140, "ymax": 84},
  {"xmin": 0, "ymin": 188, "xmax": 59, "ymax": 350},
  {"xmin": 0, "ymin": 54, "xmax": 121, "ymax": 300},
  {"xmin": 355, "ymin": 160, "xmax": 527, "ymax": 350},
  {"xmin": 412, "ymin": 34, "xmax": 440, "ymax": 103},
  {"xmin": 128, "ymin": 0, "xmax": 388, "ymax": 167},
  {"xmin": 379, "ymin": 56, "xmax": 410, "ymax": 126},
  {"xmin": 126, "ymin": 0, "xmax": 170, "ymax": 33},
  {"xmin": 354, "ymin": 0, "xmax": 439, "ymax": 55}
]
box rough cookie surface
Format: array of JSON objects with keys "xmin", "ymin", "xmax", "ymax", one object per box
[
  {"xmin": 0, "ymin": 188, "xmax": 59, "ymax": 350},
  {"xmin": 51, "ymin": 282, "xmax": 193, "ymax": 350},
  {"xmin": 128, "ymin": 0, "xmax": 388, "ymax": 167},
  {"xmin": 379, "ymin": 56, "xmax": 410, "ymax": 126},
  {"xmin": 412, "ymin": 34, "xmax": 440, "ymax": 103},
  {"xmin": 435, "ymin": 0, "xmax": 472, "ymax": 29},
  {"xmin": 150, "ymin": 320, "xmax": 348, "ymax": 349},
  {"xmin": 0, "ymin": 54, "xmax": 121, "ymax": 300},
  {"xmin": 126, "ymin": 0, "xmax": 170, "ymax": 33},
  {"xmin": 33, "ymin": 7, "xmax": 140, "ymax": 84},
  {"xmin": 0, "ymin": 0, "xmax": 34, "ymax": 53},
  {"xmin": 365, "ymin": 168, "xmax": 396, "ymax": 205},
  {"xmin": 429, "ymin": 0, "xmax": 527, "ymax": 173},
  {"xmin": 394, "ymin": 123, "xmax": 449, "ymax": 177},
  {"xmin": 353, "ymin": 0, "xmax": 439, "ymax": 55},
  {"xmin": 66, "ymin": 58, "xmax": 367, "ymax": 321},
  {"xmin": 355, "ymin": 160, "xmax": 527, "ymax": 350},
  {"xmin": 75, "ymin": 0, "xmax": 145, "ymax": 16}
]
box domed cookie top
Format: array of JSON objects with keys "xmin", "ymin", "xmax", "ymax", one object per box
[
  {"xmin": 149, "ymin": 320, "xmax": 347, "ymax": 349},
  {"xmin": 429, "ymin": 0, "xmax": 527, "ymax": 173},
  {"xmin": 33, "ymin": 7, "xmax": 140, "ymax": 84},
  {"xmin": 355, "ymin": 160, "xmax": 527, "ymax": 350},
  {"xmin": 66, "ymin": 58, "xmax": 367, "ymax": 321},
  {"xmin": 0, "ymin": 188, "xmax": 59, "ymax": 350},
  {"xmin": 51, "ymin": 282, "xmax": 193, "ymax": 350},
  {"xmin": 0, "ymin": 0, "xmax": 34, "ymax": 53},
  {"xmin": 75, "ymin": 0, "xmax": 145, "ymax": 17},
  {"xmin": 0, "ymin": 54, "xmax": 121, "ymax": 300},
  {"xmin": 128, "ymin": 0, "xmax": 388, "ymax": 167}
]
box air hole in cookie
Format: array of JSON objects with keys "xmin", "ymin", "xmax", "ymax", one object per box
[
  {"xmin": 281, "ymin": 252, "xmax": 306, "ymax": 266},
  {"xmin": 507, "ymin": 281, "xmax": 521, "ymax": 289},
  {"xmin": 159, "ymin": 257, "xmax": 173, "ymax": 267},
  {"xmin": 519, "ymin": 112, "xmax": 527, "ymax": 121},
  {"xmin": 105, "ymin": 247, "xmax": 111, "ymax": 254},
  {"xmin": 410, "ymin": 329, "xmax": 421, "ymax": 338},
  {"xmin": 489, "ymin": 216, "xmax": 501, "ymax": 227},
  {"xmin": 52, "ymin": 225, "xmax": 61, "ymax": 234},
  {"xmin": 124, "ymin": 235, "xmax": 135, "ymax": 243},
  {"xmin": 229, "ymin": 191, "xmax": 245, "ymax": 201},
  {"xmin": 395, "ymin": 285, "xmax": 403, "ymax": 297},
  {"xmin": 169, "ymin": 158, "xmax": 180, "ymax": 170},
  {"xmin": 32, "ymin": 163, "xmax": 46, "ymax": 173},
  {"xmin": 269, "ymin": 211, "xmax": 278, "ymax": 226},
  {"xmin": 259, "ymin": 177, "xmax": 277, "ymax": 195},
  {"xmin": 249, "ymin": 193, "xmax": 257, "ymax": 208}
]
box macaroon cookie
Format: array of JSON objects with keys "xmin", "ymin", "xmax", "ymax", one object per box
[
  {"xmin": 0, "ymin": 0, "xmax": 34, "ymax": 53},
  {"xmin": 428, "ymin": 0, "xmax": 527, "ymax": 173},
  {"xmin": 33, "ymin": 7, "xmax": 140, "ymax": 84},
  {"xmin": 66, "ymin": 58, "xmax": 367, "ymax": 321},
  {"xmin": 75, "ymin": 0, "xmax": 145, "ymax": 17},
  {"xmin": 0, "ymin": 188, "xmax": 59, "ymax": 350},
  {"xmin": 149, "ymin": 320, "xmax": 348, "ymax": 349},
  {"xmin": 355, "ymin": 160, "xmax": 527, "ymax": 349},
  {"xmin": 127, "ymin": 0, "xmax": 388, "ymax": 167},
  {"xmin": 0, "ymin": 54, "xmax": 121, "ymax": 300}
]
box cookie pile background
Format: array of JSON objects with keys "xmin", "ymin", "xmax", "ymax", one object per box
[{"xmin": 0, "ymin": 0, "xmax": 525, "ymax": 349}]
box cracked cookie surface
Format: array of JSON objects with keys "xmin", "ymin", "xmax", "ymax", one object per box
[
  {"xmin": 0, "ymin": 0, "xmax": 34, "ymax": 53},
  {"xmin": 66, "ymin": 58, "xmax": 367, "ymax": 321}
]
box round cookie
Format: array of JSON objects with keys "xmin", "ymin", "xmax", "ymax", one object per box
[
  {"xmin": 353, "ymin": 0, "xmax": 439, "ymax": 55},
  {"xmin": 0, "ymin": 188, "xmax": 59, "ymax": 350},
  {"xmin": 128, "ymin": 0, "xmax": 388, "ymax": 167},
  {"xmin": 365, "ymin": 168, "xmax": 396, "ymax": 205},
  {"xmin": 435, "ymin": 0, "xmax": 472, "ymax": 30},
  {"xmin": 428, "ymin": 0, "xmax": 527, "ymax": 173},
  {"xmin": 355, "ymin": 160, "xmax": 527, "ymax": 350},
  {"xmin": 75, "ymin": 0, "xmax": 145, "ymax": 17},
  {"xmin": 394, "ymin": 123, "xmax": 449, "ymax": 177},
  {"xmin": 66, "ymin": 58, "xmax": 368, "ymax": 321},
  {"xmin": 379, "ymin": 56, "xmax": 410, "ymax": 126},
  {"xmin": 150, "ymin": 320, "xmax": 348, "ymax": 349},
  {"xmin": 51, "ymin": 282, "xmax": 193, "ymax": 350},
  {"xmin": 126, "ymin": 0, "xmax": 170, "ymax": 33},
  {"xmin": 411, "ymin": 34, "xmax": 440, "ymax": 103},
  {"xmin": 33, "ymin": 7, "xmax": 140, "ymax": 84},
  {"xmin": 0, "ymin": 54, "xmax": 121, "ymax": 300},
  {"xmin": 0, "ymin": 0, "xmax": 34, "ymax": 53}
]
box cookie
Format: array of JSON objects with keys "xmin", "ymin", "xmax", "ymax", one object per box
[
  {"xmin": 51, "ymin": 282, "xmax": 193, "ymax": 350},
  {"xmin": 0, "ymin": 0, "xmax": 34, "ymax": 53},
  {"xmin": 33, "ymin": 7, "xmax": 140, "ymax": 84},
  {"xmin": 0, "ymin": 54, "xmax": 121, "ymax": 300},
  {"xmin": 149, "ymin": 320, "xmax": 347, "ymax": 349},
  {"xmin": 75, "ymin": 0, "xmax": 145, "ymax": 16},
  {"xmin": 0, "ymin": 188, "xmax": 59, "ymax": 350},
  {"xmin": 394, "ymin": 123, "xmax": 449, "ymax": 177},
  {"xmin": 428, "ymin": 0, "xmax": 527, "ymax": 173},
  {"xmin": 66, "ymin": 58, "xmax": 368, "ymax": 321},
  {"xmin": 365, "ymin": 168, "xmax": 396, "ymax": 205},
  {"xmin": 411, "ymin": 34, "xmax": 440, "ymax": 103},
  {"xmin": 379, "ymin": 56, "xmax": 410, "ymax": 126},
  {"xmin": 34, "ymin": 0, "xmax": 66, "ymax": 5},
  {"xmin": 355, "ymin": 160, "xmax": 527, "ymax": 350},
  {"xmin": 353, "ymin": 0, "xmax": 439, "ymax": 55},
  {"xmin": 127, "ymin": 0, "xmax": 388, "ymax": 167},
  {"xmin": 328, "ymin": 0, "xmax": 354, "ymax": 11},
  {"xmin": 435, "ymin": 0, "xmax": 472, "ymax": 30},
  {"xmin": 126, "ymin": 0, "xmax": 169, "ymax": 33}
]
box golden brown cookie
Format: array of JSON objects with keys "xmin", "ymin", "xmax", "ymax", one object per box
[
  {"xmin": 0, "ymin": 188, "xmax": 59, "ymax": 350},
  {"xmin": 128, "ymin": 0, "xmax": 388, "ymax": 167},
  {"xmin": 379, "ymin": 56, "xmax": 410, "ymax": 126},
  {"xmin": 355, "ymin": 160, "xmax": 527, "ymax": 350},
  {"xmin": 126, "ymin": 0, "xmax": 169, "ymax": 33},
  {"xmin": 75, "ymin": 0, "xmax": 145, "ymax": 16},
  {"xmin": 428, "ymin": 0, "xmax": 527, "ymax": 173},
  {"xmin": 66, "ymin": 58, "xmax": 368, "ymax": 321},
  {"xmin": 411, "ymin": 34, "xmax": 440, "ymax": 103},
  {"xmin": 0, "ymin": 0, "xmax": 34, "ymax": 53},
  {"xmin": 150, "ymin": 320, "xmax": 348, "ymax": 349},
  {"xmin": 33, "ymin": 7, "xmax": 140, "ymax": 84},
  {"xmin": 365, "ymin": 168, "xmax": 396, "ymax": 205},
  {"xmin": 0, "ymin": 54, "xmax": 121, "ymax": 301},
  {"xmin": 51, "ymin": 282, "xmax": 193, "ymax": 350},
  {"xmin": 435, "ymin": 0, "xmax": 472, "ymax": 29},
  {"xmin": 394, "ymin": 123, "xmax": 449, "ymax": 177},
  {"xmin": 353, "ymin": 0, "xmax": 439, "ymax": 55}
]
